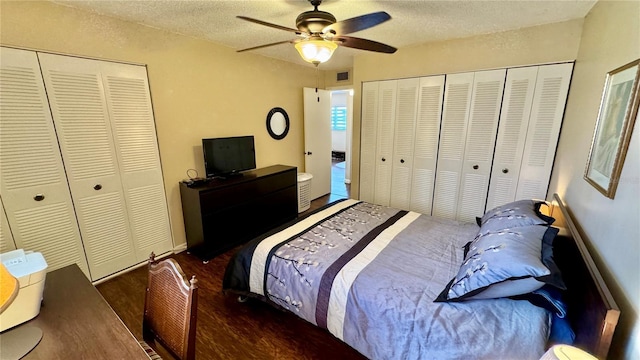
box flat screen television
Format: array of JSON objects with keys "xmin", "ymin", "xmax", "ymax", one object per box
[{"xmin": 202, "ymin": 136, "xmax": 256, "ymax": 178}]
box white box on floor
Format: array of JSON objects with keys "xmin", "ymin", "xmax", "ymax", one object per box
[{"xmin": 0, "ymin": 249, "xmax": 48, "ymax": 332}]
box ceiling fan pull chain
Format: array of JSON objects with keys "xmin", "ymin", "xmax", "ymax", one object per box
[{"xmin": 316, "ymin": 66, "xmax": 320, "ymax": 102}]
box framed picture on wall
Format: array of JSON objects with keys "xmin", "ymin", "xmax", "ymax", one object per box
[{"xmin": 585, "ymin": 58, "xmax": 640, "ymax": 199}]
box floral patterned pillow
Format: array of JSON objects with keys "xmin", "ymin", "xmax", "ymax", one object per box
[
  {"xmin": 436, "ymin": 225, "xmax": 558, "ymax": 302},
  {"xmin": 477, "ymin": 199, "xmax": 555, "ymax": 231}
]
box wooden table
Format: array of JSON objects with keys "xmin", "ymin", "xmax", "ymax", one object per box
[{"xmin": 4, "ymin": 264, "xmax": 148, "ymax": 359}]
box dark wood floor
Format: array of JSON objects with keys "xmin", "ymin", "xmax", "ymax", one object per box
[{"xmin": 96, "ymin": 161, "xmax": 361, "ymax": 359}]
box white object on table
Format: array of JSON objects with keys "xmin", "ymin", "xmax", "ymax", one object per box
[
  {"xmin": 540, "ymin": 345, "xmax": 599, "ymax": 360},
  {"xmin": 0, "ymin": 249, "xmax": 48, "ymax": 332}
]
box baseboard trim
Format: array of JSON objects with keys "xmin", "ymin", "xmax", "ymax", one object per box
[
  {"xmin": 173, "ymin": 243, "xmax": 187, "ymax": 253},
  {"xmin": 92, "ymin": 251, "xmax": 172, "ymax": 285}
]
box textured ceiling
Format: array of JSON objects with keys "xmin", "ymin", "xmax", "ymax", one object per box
[{"xmin": 53, "ymin": 0, "xmax": 597, "ymax": 70}]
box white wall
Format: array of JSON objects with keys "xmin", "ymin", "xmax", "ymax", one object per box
[
  {"xmin": 332, "ymin": 132, "xmax": 346, "ymax": 152},
  {"xmin": 548, "ymin": 1, "xmax": 640, "ymax": 359}
]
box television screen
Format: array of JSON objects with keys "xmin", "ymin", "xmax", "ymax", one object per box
[{"xmin": 202, "ymin": 136, "xmax": 256, "ymax": 178}]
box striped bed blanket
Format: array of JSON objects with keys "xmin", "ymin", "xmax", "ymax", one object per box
[{"xmin": 223, "ymin": 199, "xmax": 550, "ymax": 359}]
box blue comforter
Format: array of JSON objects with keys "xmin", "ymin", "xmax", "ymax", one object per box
[{"xmin": 223, "ymin": 199, "xmax": 550, "ymax": 359}]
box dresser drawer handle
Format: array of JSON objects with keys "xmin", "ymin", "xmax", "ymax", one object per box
[
  {"xmin": 34, "ymin": 194, "xmax": 45, "ymax": 201},
  {"xmin": 94, "ymin": 184, "xmax": 103, "ymax": 190}
]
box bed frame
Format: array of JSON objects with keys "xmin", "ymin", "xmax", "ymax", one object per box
[
  {"xmin": 550, "ymin": 193, "xmax": 620, "ymax": 359},
  {"xmin": 229, "ymin": 194, "xmax": 620, "ymax": 358}
]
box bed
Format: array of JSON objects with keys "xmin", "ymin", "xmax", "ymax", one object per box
[{"xmin": 223, "ymin": 194, "xmax": 619, "ymax": 359}]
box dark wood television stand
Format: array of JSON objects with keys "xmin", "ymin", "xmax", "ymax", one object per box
[{"xmin": 179, "ymin": 165, "xmax": 298, "ymax": 261}]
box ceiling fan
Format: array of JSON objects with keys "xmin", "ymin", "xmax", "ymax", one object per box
[{"xmin": 237, "ymin": 0, "xmax": 397, "ymax": 65}]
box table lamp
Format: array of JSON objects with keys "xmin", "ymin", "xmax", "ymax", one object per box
[{"xmin": 0, "ymin": 262, "xmax": 43, "ymax": 360}]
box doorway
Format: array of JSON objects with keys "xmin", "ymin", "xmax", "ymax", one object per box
[
  {"xmin": 302, "ymin": 87, "xmax": 353, "ymax": 204},
  {"xmin": 330, "ymin": 89, "xmax": 353, "ymax": 200}
]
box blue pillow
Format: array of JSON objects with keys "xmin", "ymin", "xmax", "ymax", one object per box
[
  {"xmin": 477, "ymin": 199, "xmax": 555, "ymax": 231},
  {"xmin": 436, "ymin": 225, "xmax": 555, "ymax": 302},
  {"xmin": 512, "ymin": 285, "xmax": 567, "ymax": 317},
  {"xmin": 512, "ymin": 285, "xmax": 575, "ymax": 344},
  {"xmin": 539, "ymin": 227, "xmax": 566, "ymax": 290},
  {"xmin": 549, "ymin": 316, "xmax": 576, "ymax": 345}
]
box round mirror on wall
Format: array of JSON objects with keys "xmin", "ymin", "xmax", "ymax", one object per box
[{"xmin": 266, "ymin": 107, "xmax": 290, "ymax": 140}]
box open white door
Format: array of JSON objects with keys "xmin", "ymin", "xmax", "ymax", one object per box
[{"xmin": 303, "ymin": 87, "xmax": 331, "ymax": 200}]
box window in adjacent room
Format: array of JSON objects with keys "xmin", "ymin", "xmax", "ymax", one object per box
[{"xmin": 331, "ymin": 106, "xmax": 347, "ymax": 131}]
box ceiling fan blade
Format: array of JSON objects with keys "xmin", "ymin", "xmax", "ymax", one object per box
[
  {"xmin": 323, "ymin": 11, "xmax": 391, "ymax": 35},
  {"xmin": 333, "ymin": 36, "xmax": 397, "ymax": 54},
  {"xmin": 237, "ymin": 40, "xmax": 294, "ymax": 53},
  {"xmin": 237, "ymin": 16, "xmax": 302, "ymax": 35}
]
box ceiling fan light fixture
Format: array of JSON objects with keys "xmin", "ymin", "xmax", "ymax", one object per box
[
  {"xmin": 295, "ymin": 38, "xmax": 338, "ymax": 65},
  {"xmin": 237, "ymin": 1, "xmax": 396, "ymax": 63}
]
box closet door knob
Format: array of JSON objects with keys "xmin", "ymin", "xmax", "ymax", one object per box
[
  {"xmin": 400, "ymin": 159, "xmax": 405, "ymax": 163},
  {"xmin": 94, "ymin": 184, "xmax": 103, "ymax": 190},
  {"xmin": 473, "ymin": 165, "xmax": 479, "ymax": 170},
  {"xmin": 33, "ymin": 194, "xmax": 45, "ymax": 201},
  {"xmin": 381, "ymin": 157, "xmax": 386, "ymax": 162},
  {"xmin": 502, "ymin": 168, "xmax": 509, "ymax": 174}
]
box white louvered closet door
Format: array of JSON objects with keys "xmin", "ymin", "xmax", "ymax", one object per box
[
  {"xmin": 0, "ymin": 197, "xmax": 17, "ymax": 253},
  {"xmin": 100, "ymin": 62, "xmax": 172, "ymax": 262},
  {"xmin": 359, "ymin": 82, "xmax": 379, "ymax": 203},
  {"xmin": 486, "ymin": 67, "xmax": 538, "ymax": 211},
  {"xmin": 389, "ymin": 78, "xmax": 419, "ymax": 210},
  {"xmin": 432, "ymin": 72, "xmax": 474, "ymax": 219},
  {"xmin": 410, "ymin": 75, "xmax": 445, "ymax": 214},
  {"xmin": 38, "ymin": 53, "xmax": 137, "ymax": 280},
  {"xmin": 0, "ymin": 47, "xmax": 89, "ymax": 275},
  {"xmin": 373, "ymin": 80, "xmax": 397, "ymax": 206},
  {"xmin": 516, "ymin": 63, "xmax": 573, "ymax": 200},
  {"xmin": 456, "ymin": 69, "xmax": 506, "ymax": 222}
]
